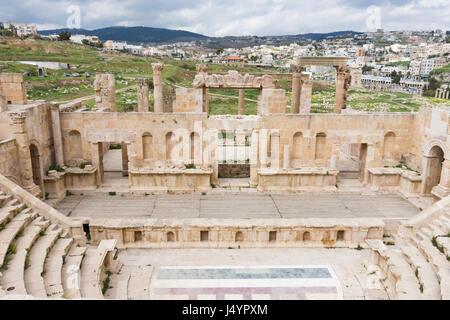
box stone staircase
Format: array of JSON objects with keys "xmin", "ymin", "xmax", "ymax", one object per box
[
  {"xmin": 0, "ymin": 190, "xmax": 121, "ymax": 299},
  {"xmin": 367, "ymin": 196, "xmax": 450, "ymax": 300}
]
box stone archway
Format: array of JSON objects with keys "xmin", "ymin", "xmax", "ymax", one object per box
[{"xmin": 421, "ymin": 145, "xmax": 445, "ymax": 196}]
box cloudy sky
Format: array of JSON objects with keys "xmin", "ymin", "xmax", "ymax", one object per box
[{"xmin": 0, "ymin": 0, "xmax": 448, "ymax": 36}]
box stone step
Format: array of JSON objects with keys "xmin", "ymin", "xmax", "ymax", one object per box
[
  {"xmin": 80, "ymin": 240, "xmax": 117, "ymax": 299},
  {"xmin": 24, "ymin": 225, "xmax": 62, "ymax": 298},
  {"xmin": 0, "ymin": 200, "xmax": 25, "ymax": 227},
  {"xmin": 420, "ymin": 227, "xmax": 433, "ymax": 239},
  {"xmin": 62, "ymin": 245, "xmax": 86, "ymax": 299},
  {"xmin": 439, "ymin": 216, "xmax": 450, "ymax": 228},
  {"xmin": 0, "ymin": 195, "xmax": 12, "ymax": 208},
  {"xmin": 44, "ymin": 238, "xmax": 74, "ymax": 298},
  {"xmin": 415, "ymin": 237, "xmax": 450, "ymax": 300},
  {"xmin": 105, "ymin": 268, "xmax": 129, "ymax": 300},
  {"xmin": 436, "ymin": 237, "xmax": 450, "ymax": 257},
  {"xmin": 415, "ymin": 231, "xmax": 429, "ymax": 242},
  {"xmin": 433, "ymin": 219, "xmax": 449, "ymax": 234},
  {"xmin": 429, "ymin": 224, "xmax": 445, "ymax": 237},
  {"xmin": 383, "ymin": 249, "xmax": 422, "ymax": 299},
  {"xmin": 0, "ymin": 217, "xmax": 50, "ymax": 295},
  {"xmin": 0, "ymin": 210, "xmax": 37, "ymax": 268},
  {"xmin": 127, "ymin": 265, "xmax": 153, "ymax": 300},
  {"xmin": 401, "ymin": 245, "xmax": 441, "ymax": 299}
]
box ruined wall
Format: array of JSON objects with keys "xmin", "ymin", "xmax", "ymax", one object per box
[
  {"xmin": 259, "ymin": 113, "xmax": 416, "ymax": 169},
  {"xmin": 0, "ymin": 73, "xmax": 27, "ymax": 105},
  {"xmin": 59, "ymin": 112, "xmax": 211, "ymax": 169},
  {"xmin": 0, "ymin": 138, "xmax": 20, "ymax": 184},
  {"xmin": 25, "ymin": 102, "xmax": 56, "ymax": 174},
  {"xmin": 411, "ymin": 107, "xmax": 449, "ymax": 170}
]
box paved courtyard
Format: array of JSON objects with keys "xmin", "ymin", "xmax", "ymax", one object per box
[
  {"xmin": 55, "ymin": 192, "xmax": 420, "ymax": 219},
  {"xmin": 105, "ymin": 248, "xmax": 388, "ymax": 300}
]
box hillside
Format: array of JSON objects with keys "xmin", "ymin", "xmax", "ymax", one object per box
[
  {"xmin": 39, "ymin": 26, "xmax": 208, "ymax": 43},
  {"xmin": 0, "ymin": 37, "xmax": 447, "ymax": 114}
]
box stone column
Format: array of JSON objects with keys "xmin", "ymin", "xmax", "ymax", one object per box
[
  {"xmin": 136, "ymin": 78, "xmax": 149, "ymax": 112},
  {"xmin": 250, "ymin": 130, "xmax": 259, "ymax": 187},
  {"xmin": 152, "ymin": 63, "xmax": 164, "ymax": 113},
  {"xmin": 90, "ymin": 142, "xmax": 103, "ymax": 187},
  {"xmin": 7, "ymin": 111, "xmax": 41, "ymax": 196},
  {"xmin": 50, "ymin": 103, "xmax": 64, "ymax": 167},
  {"xmin": 0, "ymin": 84, "xmax": 6, "ymax": 112},
  {"xmin": 238, "ymin": 89, "xmax": 245, "ymax": 115},
  {"xmin": 121, "ymin": 142, "xmax": 128, "ymax": 177},
  {"xmin": 299, "ymin": 77, "xmax": 312, "ymax": 113},
  {"xmin": 334, "ymin": 66, "xmax": 351, "ymax": 114},
  {"xmin": 290, "ymin": 65, "xmax": 302, "ymax": 113},
  {"xmin": 94, "ymin": 74, "xmax": 116, "ymax": 111}
]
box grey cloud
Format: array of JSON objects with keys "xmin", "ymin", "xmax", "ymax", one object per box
[{"xmin": 0, "ymin": 0, "xmax": 448, "ymax": 36}]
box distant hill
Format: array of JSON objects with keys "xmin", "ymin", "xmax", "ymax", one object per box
[
  {"xmin": 38, "ymin": 26, "xmax": 208, "ymax": 44},
  {"xmin": 38, "ymin": 27, "xmax": 362, "ymax": 46},
  {"xmin": 290, "ymin": 31, "xmax": 363, "ymax": 39}
]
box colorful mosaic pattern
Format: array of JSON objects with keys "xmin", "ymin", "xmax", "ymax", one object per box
[{"xmin": 150, "ymin": 266, "xmax": 342, "ymax": 300}]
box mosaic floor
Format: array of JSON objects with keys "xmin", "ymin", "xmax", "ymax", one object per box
[{"xmin": 149, "ymin": 266, "xmax": 342, "ymax": 300}]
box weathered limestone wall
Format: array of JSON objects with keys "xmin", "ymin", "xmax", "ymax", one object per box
[
  {"xmin": 0, "ymin": 73, "xmax": 27, "ymax": 105},
  {"xmin": 258, "ymin": 89, "xmax": 287, "ymax": 115},
  {"xmin": 60, "ymin": 112, "xmax": 212, "ymax": 171},
  {"xmin": 0, "ymin": 83, "xmax": 6, "ymax": 112},
  {"xmin": 94, "ymin": 74, "xmax": 116, "ymax": 111},
  {"xmin": 25, "ymin": 102, "xmax": 57, "ymax": 174},
  {"xmin": 0, "ymin": 138, "xmax": 20, "ymax": 184},
  {"xmin": 173, "ymin": 88, "xmax": 203, "ymax": 113},
  {"xmin": 259, "ymin": 113, "xmax": 415, "ymax": 170},
  {"xmin": 86, "ymin": 217, "xmax": 384, "ymax": 249}
]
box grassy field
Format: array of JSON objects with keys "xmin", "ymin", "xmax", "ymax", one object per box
[{"xmin": 0, "ymin": 36, "xmax": 448, "ymax": 114}]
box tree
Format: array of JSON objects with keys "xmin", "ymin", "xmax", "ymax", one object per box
[
  {"xmin": 423, "ymin": 77, "xmax": 442, "ymax": 97},
  {"xmin": 81, "ymin": 39, "xmax": 89, "ymax": 46},
  {"xmin": 58, "ymin": 31, "xmax": 71, "ymax": 41},
  {"xmin": 216, "ymin": 47, "xmax": 224, "ymax": 55}
]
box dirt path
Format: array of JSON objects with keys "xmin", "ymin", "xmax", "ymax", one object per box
[{"xmin": 57, "ymin": 85, "xmax": 137, "ymax": 104}]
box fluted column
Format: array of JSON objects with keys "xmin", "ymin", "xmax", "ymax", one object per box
[
  {"xmin": 152, "ymin": 63, "xmax": 164, "ymax": 113},
  {"xmin": 7, "ymin": 111, "xmax": 41, "ymax": 196},
  {"xmin": 50, "ymin": 103, "xmax": 64, "ymax": 167},
  {"xmin": 238, "ymin": 89, "xmax": 245, "ymax": 115},
  {"xmin": 136, "ymin": 78, "xmax": 149, "ymax": 112}
]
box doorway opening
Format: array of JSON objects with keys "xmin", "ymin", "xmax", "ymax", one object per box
[{"xmin": 101, "ymin": 142, "xmax": 129, "ymax": 189}]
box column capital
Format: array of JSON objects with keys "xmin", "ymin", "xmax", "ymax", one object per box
[
  {"xmin": 7, "ymin": 110, "xmax": 28, "ymax": 124},
  {"xmin": 196, "ymin": 64, "xmax": 208, "ymax": 74},
  {"xmin": 290, "ymin": 64, "xmax": 303, "ymax": 74},
  {"xmin": 151, "ymin": 62, "xmax": 164, "ymax": 72},
  {"xmin": 136, "ymin": 78, "xmax": 149, "ymax": 86}
]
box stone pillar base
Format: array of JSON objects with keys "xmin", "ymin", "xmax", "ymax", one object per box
[{"xmin": 25, "ymin": 184, "xmax": 42, "ymax": 198}]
